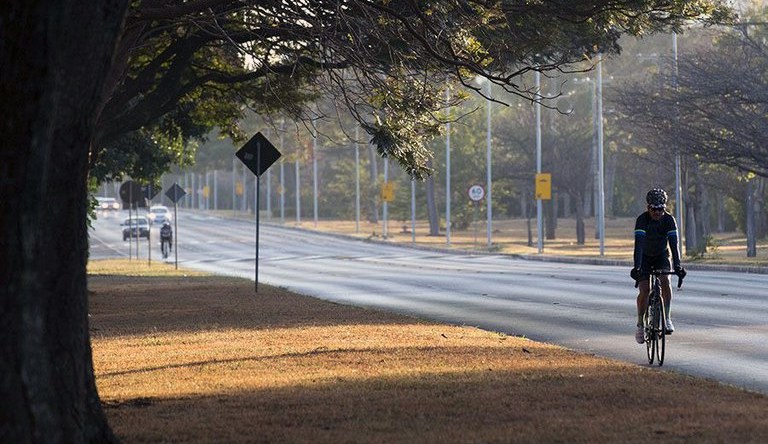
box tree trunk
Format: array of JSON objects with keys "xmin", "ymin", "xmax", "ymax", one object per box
[
  {"xmin": 574, "ymin": 194, "xmax": 585, "ymax": 245},
  {"xmin": 583, "ymin": 179, "xmax": 592, "ymax": 219},
  {"xmin": 716, "ymin": 192, "xmax": 725, "ymax": 233},
  {"xmin": 684, "ymin": 162, "xmax": 707, "ymax": 255},
  {"xmin": 1, "ymin": 1, "xmax": 127, "ymax": 442},
  {"xmin": 526, "ymin": 193, "xmax": 534, "ymax": 247},
  {"xmin": 545, "ymin": 193, "xmax": 557, "ymax": 240},
  {"xmin": 747, "ymin": 179, "xmax": 757, "ymax": 257},
  {"xmin": 367, "ymin": 145, "xmax": 380, "ymax": 223},
  {"xmin": 520, "ymin": 192, "xmax": 528, "ymax": 219},
  {"xmin": 686, "ymin": 202, "xmax": 699, "ymax": 253},
  {"xmin": 697, "ymin": 178, "xmax": 711, "ymax": 248},
  {"xmin": 527, "ymin": 216, "xmax": 534, "ymax": 247},
  {"xmin": 604, "ymin": 153, "xmax": 617, "ymax": 218},
  {"xmin": 425, "ymin": 159, "xmax": 440, "ymax": 235},
  {"xmin": 755, "ymin": 177, "xmax": 766, "ymax": 240}
]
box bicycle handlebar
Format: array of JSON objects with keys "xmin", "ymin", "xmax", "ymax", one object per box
[{"xmin": 634, "ymin": 270, "xmax": 685, "ymax": 289}]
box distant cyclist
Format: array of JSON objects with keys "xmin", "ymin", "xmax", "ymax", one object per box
[
  {"xmin": 160, "ymin": 221, "xmax": 173, "ymax": 259},
  {"xmin": 631, "ymin": 188, "xmax": 686, "ymax": 344}
]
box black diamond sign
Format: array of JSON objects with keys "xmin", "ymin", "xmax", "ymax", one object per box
[
  {"xmin": 119, "ymin": 180, "xmax": 144, "ymax": 206},
  {"xmin": 165, "ymin": 183, "xmax": 187, "ymax": 204},
  {"xmin": 235, "ymin": 132, "xmax": 281, "ymax": 177},
  {"xmin": 143, "ymin": 183, "xmax": 162, "ymax": 200}
]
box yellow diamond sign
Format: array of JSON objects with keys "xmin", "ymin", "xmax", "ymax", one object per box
[
  {"xmin": 380, "ymin": 182, "xmax": 395, "ymax": 202},
  {"xmin": 535, "ymin": 173, "xmax": 551, "ymax": 200}
]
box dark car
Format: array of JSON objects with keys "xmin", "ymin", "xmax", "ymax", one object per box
[{"xmin": 122, "ymin": 216, "xmax": 150, "ymax": 241}]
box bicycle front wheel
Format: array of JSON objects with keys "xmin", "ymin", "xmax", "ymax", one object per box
[
  {"xmin": 645, "ymin": 308, "xmax": 655, "ymax": 365},
  {"xmin": 656, "ymin": 298, "xmax": 666, "ymax": 366}
]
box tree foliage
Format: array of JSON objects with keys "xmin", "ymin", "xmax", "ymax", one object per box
[
  {"xmin": 611, "ymin": 18, "xmax": 768, "ymax": 177},
  {"xmin": 91, "ymin": 0, "xmax": 733, "ymax": 183}
]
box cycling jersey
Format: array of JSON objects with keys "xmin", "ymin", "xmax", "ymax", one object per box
[
  {"xmin": 633, "ymin": 211, "xmax": 681, "ymax": 270},
  {"xmin": 160, "ymin": 225, "xmax": 172, "ymax": 240}
]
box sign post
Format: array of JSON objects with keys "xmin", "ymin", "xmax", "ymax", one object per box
[
  {"xmin": 142, "ymin": 184, "xmax": 162, "ymax": 266},
  {"xmin": 120, "ymin": 180, "xmax": 144, "ymax": 260},
  {"xmin": 235, "ymin": 132, "xmax": 282, "ymax": 292},
  {"xmin": 165, "ymin": 183, "xmax": 186, "ymax": 269},
  {"xmin": 468, "ymin": 184, "xmax": 485, "ymax": 249}
]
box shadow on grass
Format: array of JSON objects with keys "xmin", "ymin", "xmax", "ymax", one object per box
[
  {"xmin": 103, "ymin": 366, "xmax": 768, "ymax": 444},
  {"xmin": 92, "ymin": 273, "xmax": 768, "ymax": 442},
  {"xmin": 88, "ymin": 274, "xmax": 422, "ymax": 338}
]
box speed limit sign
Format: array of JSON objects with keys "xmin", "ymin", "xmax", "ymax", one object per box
[{"xmin": 468, "ymin": 184, "xmax": 485, "ymax": 202}]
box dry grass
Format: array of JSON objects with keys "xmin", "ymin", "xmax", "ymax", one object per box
[
  {"xmin": 89, "ymin": 260, "xmax": 768, "ymax": 443},
  {"xmin": 88, "ymin": 258, "xmax": 210, "ymax": 277}
]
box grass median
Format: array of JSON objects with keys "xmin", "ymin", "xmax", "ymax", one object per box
[{"xmin": 89, "ymin": 259, "xmax": 768, "ymax": 443}]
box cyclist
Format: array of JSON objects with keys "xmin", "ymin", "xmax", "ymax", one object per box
[
  {"xmin": 631, "ymin": 188, "xmax": 686, "ymax": 344},
  {"xmin": 160, "ymin": 221, "xmax": 173, "ymax": 259}
]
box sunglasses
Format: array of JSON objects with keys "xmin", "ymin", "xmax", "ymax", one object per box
[{"xmin": 649, "ymin": 207, "xmax": 665, "ymax": 213}]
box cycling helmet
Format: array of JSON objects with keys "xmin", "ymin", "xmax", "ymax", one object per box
[
  {"xmin": 646, "ymin": 188, "xmax": 667, "ymax": 208},
  {"xmin": 163, "ymin": 221, "xmax": 171, "ymax": 227}
]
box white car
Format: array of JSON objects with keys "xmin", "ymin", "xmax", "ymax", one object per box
[
  {"xmin": 147, "ymin": 205, "xmax": 172, "ymax": 225},
  {"xmin": 96, "ymin": 197, "xmax": 121, "ymax": 211}
]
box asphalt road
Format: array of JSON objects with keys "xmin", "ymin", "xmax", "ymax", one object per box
[{"xmin": 90, "ymin": 209, "xmax": 768, "ymax": 394}]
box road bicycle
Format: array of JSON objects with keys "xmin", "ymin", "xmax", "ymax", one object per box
[
  {"xmin": 161, "ymin": 238, "xmax": 172, "ymax": 259},
  {"xmin": 636, "ymin": 269, "xmax": 684, "ymax": 366}
]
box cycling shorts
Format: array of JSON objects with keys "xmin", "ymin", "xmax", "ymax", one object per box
[{"xmin": 639, "ymin": 254, "xmax": 671, "ymax": 279}]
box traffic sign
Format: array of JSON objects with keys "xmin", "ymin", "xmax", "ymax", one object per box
[
  {"xmin": 236, "ymin": 132, "xmax": 282, "ymax": 177},
  {"xmin": 468, "ymin": 184, "xmax": 485, "ymax": 202},
  {"xmin": 119, "ymin": 180, "xmax": 144, "ymax": 207},
  {"xmin": 143, "ymin": 183, "xmax": 161, "ymax": 200},
  {"xmin": 165, "ymin": 183, "xmax": 186, "ymax": 203},
  {"xmin": 380, "ymin": 182, "xmax": 395, "ymax": 202},
  {"xmin": 535, "ymin": 173, "xmax": 552, "ymax": 200}
]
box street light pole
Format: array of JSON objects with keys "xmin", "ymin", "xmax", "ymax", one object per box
[
  {"xmin": 445, "ymin": 83, "xmax": 452, "ymax": 246},
  {"xmin": 411, "ymin": 178, "xmax": 416, "ymax": 244},
  {"xmin": 313, "ymin": 132, "xmax": 318, "ymax": 228},
  {"xmin": 265, "ymin": 129, "xmax": 271, "ymax": 219},
  {"xmin": 355, "ymin": 126, "xmax": 360, "ymax": 234},
  {"xmin": 279, "ymin": 120, "xmax": 285, "ymax": 223},
  {"xmin": 383, "ymin": 157, "xmax": 389, "ymax": 238},
  {"xmin": 295, "ymin": 150, "xmax": 301, "ymax": 224},
  {"xmin": 673, "ymin": 32, "xmax": 684, "ymax": 254},
  {"xmin": 597, "ymin": 52, "xmax": 606, "ymax": 256},
  {"xmin": 485, "ymin": 78, "xmax": 493, "ymax": 248},
  {"xmin": 535, "ymin": 71, "xmax": 543, "ymax": 254}
]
